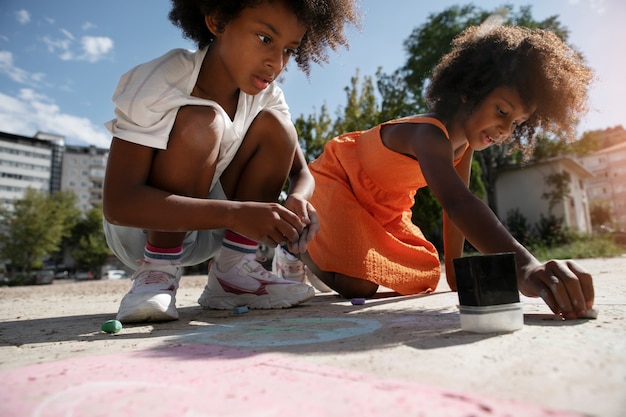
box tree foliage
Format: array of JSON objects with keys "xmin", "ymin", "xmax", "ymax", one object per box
[
  {"xmin": 0, "ymin": 188, "xmax": 79, "ymax": 273},
  {"xmin": 69, "ymin": 202, "xmax": 111, "ymax": 272}
]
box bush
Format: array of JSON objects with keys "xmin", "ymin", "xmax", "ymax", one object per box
[
  {"xmin": 505, "ymin": 208, "xmax": 535, "ymax": 246},
  {"xmin": 535, "ymin": 213, "xmax": 573, "ymax": 247}
]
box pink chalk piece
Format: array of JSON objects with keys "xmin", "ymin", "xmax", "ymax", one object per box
[{"xmin": 0, "ymin": 344, "xmax": 585, "ymax": 417}]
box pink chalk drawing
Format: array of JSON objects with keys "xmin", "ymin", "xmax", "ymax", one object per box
[{"xmin": 0, "ymin": 344, "xmax": 584, "ymax": 417}]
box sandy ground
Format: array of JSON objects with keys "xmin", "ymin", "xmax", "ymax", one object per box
[{"xmin": 0, "ymin": 256, "xmax": 625, "ymax": 417}]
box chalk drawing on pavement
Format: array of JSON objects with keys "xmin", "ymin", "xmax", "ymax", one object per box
[{"xmin": 180, "ymin": 317, "xmax": 382, "ymax": 347}]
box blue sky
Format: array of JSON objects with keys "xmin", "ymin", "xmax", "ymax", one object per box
[{"xmin": 0, "ymin": 0, "xmax": 624, "ymax": 148}]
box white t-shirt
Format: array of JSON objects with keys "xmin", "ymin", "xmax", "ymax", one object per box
[{"xmin": 105, "ymin": 47, "xmax": 291, "ymax": 190}]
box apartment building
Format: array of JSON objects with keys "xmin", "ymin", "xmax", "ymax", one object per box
[
  {"xmin": 0, "ymin": 131, "xmax": 58, "ymax": 209},
  {"xmin": 577, "ymin": 140, "xmax": 626, "ymax": 230},
  {"xmin": 0, "ymin": 130, "xmax": 108, "ymax": 212},
  {"xmin": 62, "ymin": 145, "xmax": 108, "ymax": 212}
]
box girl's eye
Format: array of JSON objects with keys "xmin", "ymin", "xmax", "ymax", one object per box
[
  {"xmin": 258, "ymin": 34, "xmax": 271, "ymax": 44},
  {"xmin": 284, "ymin": 48, "xmax": 297, "ymax": 56},
  {"xmin": 497, "ymin": 106, "xmax": 507, "ymax": 117}
]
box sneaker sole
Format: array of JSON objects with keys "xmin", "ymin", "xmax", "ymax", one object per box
[
  {"xmin": 198, "ymin": 286, "xmax": 315, "ymax": 310},
  {"xmin": 117, "ymin": 293, "xmax": 178, "ymax": 323}
]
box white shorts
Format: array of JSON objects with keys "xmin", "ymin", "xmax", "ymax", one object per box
[{"xmin": 103, "ymin": 182, "xmax": 227, "ymax": 270}]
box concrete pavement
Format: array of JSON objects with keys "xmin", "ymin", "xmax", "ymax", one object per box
[{"xmin": 0, "ymin": 256, "xmax": 624, "ymax": 416}]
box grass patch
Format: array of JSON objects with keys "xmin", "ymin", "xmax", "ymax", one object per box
[{"xmin": 529, "ymin": 234, "xmax": 625, "ymax": 261}]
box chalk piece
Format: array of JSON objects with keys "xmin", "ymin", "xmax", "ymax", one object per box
[
  {"xmin": 583, "ymin": 307, "xmax": 599, "ymax": 319},
  {"xmin": 101, "ymin": 320, "xmax": 122, "ymax": 334},
  {"xmin": 233, "ymin": 306, "xmax": 249, "ymax": 314},
  {"xmin": 351, "ymin": 298, "xmax": 365, "ymax": 305}
]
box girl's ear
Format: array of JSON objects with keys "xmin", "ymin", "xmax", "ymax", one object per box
[{"xmin": 204, "ymin": 15, "xmax": 220, "ymax": 36}]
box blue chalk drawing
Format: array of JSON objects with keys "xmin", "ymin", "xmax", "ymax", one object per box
[{"xmin": 181, "ymin": 317, "xmax": 381, "ymax": 347}]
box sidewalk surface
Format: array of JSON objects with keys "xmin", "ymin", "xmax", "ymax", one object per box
[{"xmin": 0, "ymin": 256, "xmax": 624, "ymax": 417}]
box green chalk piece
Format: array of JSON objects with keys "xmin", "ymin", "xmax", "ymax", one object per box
[{"xmin": 101, "ymin": 320, "xmax": 123, "ymax": 334}]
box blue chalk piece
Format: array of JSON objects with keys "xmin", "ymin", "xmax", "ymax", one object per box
[
  {"xmin": 351, "ymin": 298, "xmax": 366, "ymax": 305},
  {"xmin": 233, "ymin": 306, "xmax": 249, "ymax": 314}
]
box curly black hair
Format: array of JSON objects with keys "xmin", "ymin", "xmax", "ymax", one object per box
[
  {"xmin": 168, "ymin": 0, "xmax": 361, "ymax": 76},
  {"xmin": 426, "ymin": 25, "xmax": 594, "ymax": 148}
]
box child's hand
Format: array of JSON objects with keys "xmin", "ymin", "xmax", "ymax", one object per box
[
  {"xmin": 233, "ymin": 201, "xmax": 306, "ymax": 248},
  {"xmin": 519, "ymin": 260, "xmax": 594, "ymax": 320},
  {"xmin": 283, "ymin": 193, "xmax": 319, "ymax": 254}
]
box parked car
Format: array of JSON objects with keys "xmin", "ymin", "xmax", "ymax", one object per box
[
  {"xmin": 103, "ymin": 269, "xmax": 128, "ymax": 280},
  {"xmin": 32, "ymin": 270, "xmax": 54, "ymax": 285},
  {"xmin": 0, "ymin": 270, "xmax": 54, "ymax": 286},
  {"xmin": 74, "ymin": 270, "xmax": 98, "ymax": 280},
  {"xmin": 54, "ymin": 270, "xmax": 70, "ymax": 279}
]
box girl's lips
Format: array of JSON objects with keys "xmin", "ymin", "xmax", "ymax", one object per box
[{"xmin": 252, "ymin": 75, "xmax": 270, "ymax": 90}]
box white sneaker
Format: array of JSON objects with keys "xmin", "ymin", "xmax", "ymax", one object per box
[
  {"xmin": 198, "ymin": 255, "xmax": 314, "ymax": 309},
  {"xmin": 273, "ymin": 246, "xmax": 333, "ymax": 293},
  {"xmin": 116, "ymin": 262, "xmax": 182, "ymax": 323},
  {"xmin": 272, "ymin": 245, "xmax": 305, "ymax": 282}
]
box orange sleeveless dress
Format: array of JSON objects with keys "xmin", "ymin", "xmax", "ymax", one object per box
[{"xmin": 307, "ymin": 116, "xmax": 466, "ymax": 295}]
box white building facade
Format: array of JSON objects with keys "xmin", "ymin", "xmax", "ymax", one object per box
[{"xmin": 495, "ymin": 157, "xmax": 594, "ymax": 233}]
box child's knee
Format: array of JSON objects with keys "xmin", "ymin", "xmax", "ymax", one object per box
[
  {"xmin": 171, "ymin": 105, "xmax": 225, "ymax": 150},
  {"xmin": 247, "ymin": 109, "xmax": 297, "ymax": 148},
  {"xmin": 327, "ymin": 272, "xmax": 379, "ymax": 299},
  {"xmin": 152, "ymin": 106, "xmax": 225, "ymax": 195}
]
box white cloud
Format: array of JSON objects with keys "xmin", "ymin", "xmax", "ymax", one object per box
[
  {"xmin": 82, "ymin": 22, "xmax": 97, "ymax": 31},
  {"xmin": 60, "ymin": 28, "xmax": 76, "ymax": 41},
  {"xmin": 42, "ymin": 33, "xmax": 74, "ymax": 60},
  {"xmin": 0, "ymin": 51, "xmax": 45, "ymax": 86},
  {"xmin": 80, "ymin": 36, "xmax": 114, "ymax": 62},
  {"xmin": 15, "ymin": 10, "xmax": 30, "ymax": 25},
  {"xmin": 41, "ymin": 32, "xmax": 113, "ymax": 62},
  {"xmin": 0, "ymin": 89, "xmax": 111, "ymax": 148}
]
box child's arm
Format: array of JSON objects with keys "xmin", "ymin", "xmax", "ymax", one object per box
[
  {"xmin": 103, "ymin": 137, "xmax": 306, "ymax": 247},
  {"xmin": 442, "ymin": 148, "xmax": 473, "ymax": 290},
  {"xmin": 383, "ymin": 122, "xmax": 594, "ymax": 319},
  {"xmin": 283, "ymin": 146, "xmax": 319, "ymax": 254}
]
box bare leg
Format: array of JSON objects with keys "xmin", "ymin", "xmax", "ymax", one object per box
[
  {"xmin": 197, "ymin": 109, "xmax": 315, "ymax": 310},
  {"xmin": 146, "ymin": 105, "xmax": 223, "ymax": 248},
  {"xmin": 301, "ymin": 252, "xmax": 379, "ymax": 299},
  {"xmin": 221, "ymin": 109, "xmax": 296, "ymax": 202}
]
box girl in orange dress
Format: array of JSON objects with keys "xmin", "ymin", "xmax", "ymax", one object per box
[{"xmin": 301, "ymin": 25, "xmax": 596, "ymax": 320}]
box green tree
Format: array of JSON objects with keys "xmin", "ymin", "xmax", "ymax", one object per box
[
  {"xmin": 294, "ymin": 104, "xmax": 333, "ymax": 162},
  {"xmin": 331, "ymin": 70, "xmax": 381, "ymax": 134},
  {"xmin": 542, "ymin": 171, "xmax": 572, "ymax": 213},
  {"xmin": 70, "ymin": 203, "xmax": 111, "ymax": 273},
  {"xmin": 0, "ymin": 188, "xmax": 79, "ymax": 274}
]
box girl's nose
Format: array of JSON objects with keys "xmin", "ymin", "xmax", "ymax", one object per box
[{"xmin": 266, "ymin": 48, "xmax": 284, "ymax": 72}]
